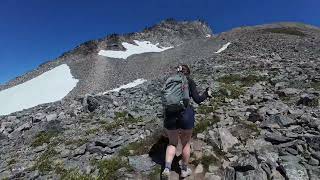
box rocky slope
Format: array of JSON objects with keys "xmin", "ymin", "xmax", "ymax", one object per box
[
  {"xmin": 0, "ymin": 21, "xmax": 320, "ymax": 179},
  {"xmin": 0, "ymin": 19, "xmax": 213, "ymax": 98}
]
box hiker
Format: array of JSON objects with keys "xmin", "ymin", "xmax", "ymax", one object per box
[{"xmin": 161, "ymin": 64, "xmax": 212, "ymax": 178}]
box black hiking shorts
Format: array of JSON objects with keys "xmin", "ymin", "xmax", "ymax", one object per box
[{"xmin": 164, "ymin": 106, "xmax": 195, "ymax": 130}]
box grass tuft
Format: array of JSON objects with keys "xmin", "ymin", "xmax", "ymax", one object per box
[
  {"xmin": 33, "ymin": 148, "xmax": 58, "ymax": 173},
  {"xmin": 193, "ymin": 115, "xmax": 220, "ymax": 135},
  {"xmin": 31, "ymin": 131, "xmax": 59, "ymax": 147},
  {"xmin": 95, "ymin": 157, "xmax": 133, "ymax": 180}
]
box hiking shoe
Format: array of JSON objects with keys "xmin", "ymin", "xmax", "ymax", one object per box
[
  {"xmin": 161, "ymin": 168, "xmax": 170, "ymax": 180},
  {"xmin": 181, "ymin": 167, "xmax": 192, "ymax": 178}
]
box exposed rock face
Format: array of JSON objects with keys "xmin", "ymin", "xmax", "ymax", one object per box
[
  {"xmin": 0, "ymin": 19, "xmax": 213, "ymax": 99},
  {"xmin": 0, "ymin": 21, "xmax": 320, "ymax": 179}
]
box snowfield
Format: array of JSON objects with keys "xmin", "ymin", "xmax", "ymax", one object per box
[
  {"xmin": 98, "ymin": 40, "xmax": 173, "ymax": 59},
  {"xmin": 215, "ymin": 42, "xmax": 231, "ymax": 53},
  {"xmin": 0, "ymin": 64, "xmax": 79, "ymax": 116},
  {"xmin": 104, "ymin": 78, "xmax": 147, "ymax": 94}
]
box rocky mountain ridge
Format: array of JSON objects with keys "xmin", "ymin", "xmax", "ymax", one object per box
[
  {"xmin": 0, "ymin": 19, "xmax": 212, "ymax": 96},
  {"xmin": 0, "ymin": 20, "xmax": 320, "ymax": 179}
]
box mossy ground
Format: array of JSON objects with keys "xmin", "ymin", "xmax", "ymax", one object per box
[
  {"xmin": 31, "ymin": 130, "xmax": 59, "ymax": 147},
  {"xmin": 217, "ymin": 74, "xmax": 267, "ymax": 87},
  {"xmin": 94, "ymin": 157, "xmax": 133, "ymax": 180},
  {"xmin": 191, "ymin": 154, "xmax": 220, "ymax": 171},
  {"xmin": 262, "ymin": 27, "xmax": 306, "ymax": 37},
  {"xmin": 55, "ymin": 166, "xmax": 95, "ymax": 180},
  {"xmin": 311, "ymin": 81, "xmax": 320, "ymax": 91},
  {"xmin": 193, "ymin": 115, "xmax": 220, "ymax": 136},
  {"xmin": 32, "ymin": 148, "xmax": 58, "ymax": 173},
  {"xmin": 147, "ymin": 165, "xmax": 162, "ymax": 179},
  {"xmin": 64, "ymin": 138, "xmax": 88, "ymax": 146},
  {"xmin": 118, "ymin": 133, "xmax": 160, "ymax": 157}
]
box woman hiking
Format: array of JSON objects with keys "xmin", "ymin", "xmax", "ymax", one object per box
[{"xmin": 161, "ymin": 64, "xmax": 212, "ymax": 178}]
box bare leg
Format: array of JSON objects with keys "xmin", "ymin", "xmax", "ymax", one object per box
[
  {"xmin": 165, "ymin": 129, "xmax": 179, "ymax": 169},
  {"xmin": 180, "ymin": 129, "xmax": 193, "ymax": 166}
]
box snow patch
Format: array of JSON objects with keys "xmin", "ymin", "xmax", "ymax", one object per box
[
  {"xmin": 215, "ymin": 42, "xmax": 231, "ymax": 53},
  {"xmin": 104, "ymin": 79, "xmax": 147, "ymax": 94},
  {"xmin": 0, "ymin": 64, "xmax": 79, "ymax": 115},
  {"xmin": 206, "ymin": 34, "xmax": 212, "ymax": 38},
  {"xmin": 98, "ymin": 40, "xmax": 173, "ymax": 59}
]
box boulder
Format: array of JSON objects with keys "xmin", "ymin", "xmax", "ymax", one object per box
[
  {"xmin": 218, "ymin": 128, "xmax": 239, "ymax": 152},
  {"xmin": 128, "ymin": 154, "xmax": 155, "ymax": 172},
  {"xmin": 233, "ymin": 154, "xmax": 258, "ymax": 171},
  {"xmin": 45, "ymin": 113, "xmax": 57, "ymax": 122},
  {"xmin": 297, "ymin": 93, "xmax": 319, "ymax": 107},
  {"xmin": 264, "ymin": 132, "xmax": 292, "ymax": 145}
]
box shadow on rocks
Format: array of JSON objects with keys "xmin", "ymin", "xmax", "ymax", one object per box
[{"xmin": 148, "ymin": 135, "xmax": 182, "ymax": 179}]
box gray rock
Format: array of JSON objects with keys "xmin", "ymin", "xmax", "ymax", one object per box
[
  {"xmin": 204, "ymin": 173, "xmax": 221, "ymax": 180},
  {"xmin": 264, "ymin": 132, "xmax": 292, "ymax": 144},
  {"xmin": 128, "ymin": 154, "xmax": 156, "ymax": 172},
  {"xmin": 224, "ymin": 166, "xmax": 235, "ymax": 180},
  {"xmin": 277, "ymin": 88, "xmax": 301, "ymax": 97},
  {"xmin": 305, "ymin": 136, "xmax": 320, "ymax": 151},
  {"xmin": 297, "ymin": 93, "xmax": 319, "ymax": 107},
  {"xmin": 311, "ymin": 151, "xmax": 320, "ymax": 161},
  {"xmin": 286, "ymin": 147, "xmax": 298, "ymax": 155},
  {"xmin": 271, "ymin": 169, "xmax": 285, "ymax": 180},
  {"xmin": 281, "ymin": 161, "xmax": 309, "ymax": 180},
  {"xmin": 33, "ymin": 113, "xmax": 45, "ymax": 122},
  {"xmin": 233, "ymin": 154, "xmax": 258, "ymax": 171},
  {"xmin": 71, "ymin": 144, "xmax": 87, "ymax": 157},
  {"xmin": 308, "ymin": 157, "xmax": 319, "ymax": 166},
  {"xmin": 46, "ymin": 113, "xmax": 57, "ymax": 122},
  {"xmin": 218, "ymin": 128, "xmax": 239, "ymax": 152},
  {"xmin": 235, "ymin": 168, "xmax": 267, "ymax": 180},
  {"xmin": 269, "ymin": 114, "xmax": 295, "ymax": 127},
  {"xmin": 195, "ymin": 163, "xmax": 204, "ymax": 174},
  {"xmin": 15, "ymin": 122, "xmax": 32, "ymax": 132},
  {"xmin": 86, "ymin": 143, "xmax": 114, "ymax": 154},
  {"xmin": 7, "ymin": 116, "xmax": 17, "ymax": 121}
]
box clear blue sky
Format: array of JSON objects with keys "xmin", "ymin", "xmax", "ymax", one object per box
[{"xmin": 0, "ymin": 0, "xmax": 319, "ymax": 84}]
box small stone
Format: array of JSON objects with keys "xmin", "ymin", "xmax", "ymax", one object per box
[
  {"xmin": 208, "ymin": 164, "xmax": 219, "ymax": 172},
  {"xmin": 195, "ymin": 164, "xmax": 204, "ymax": 174},
  {"xmin": 308, "ymin": 157, "xmax": 319, "ymax": 166},
  {"xmin": 271, "ymin": 169, "xmax": 285, "ymax": 180},
  {"xmin": 218, "ymin": 128, "xmax": 239, "ymax": 152},
  {"xmin": 15, "ymin": 122, "xmax": 32, "ymax": 132},
  {"xmin": 297, "ymin": 93, "xmax": 319, "ymax": 107},
  {"xmin": 33, "ymin": 113, "xmax": 45, "ymax": 122},
  {"xmin": 204, "ymin": 173, "xmax": 221, "ymax": 180},
  {"xmin": 193, "ymin": 151, "xmax": 203, "ymax": 160},
  {"xmin": 71, "ymin": 144, "xmax": 87, "ymax": 157},
  {"xmin": 46, "ymin": 113, "xmax": 57, "ymax": 122},
  {"xmin": 128, "ymin": 154, "xmax": 156, "ymax": 172},
  {"xmin": 286, "ymin": 148, "xmax": 298, "ymax": 155},
  {"xmin": 196, "ymin": 133, "xmax": 206, "ymax": 140},
  {"xmin": 7, "ymin": 116, "xmax": 17, "ymax": 121},
  {"xmin": 222, "ymin": 160, "xmax": 230, "ymax": 169},
  {"xmin": 60, "ymin": 149, "xmax": 70, "ymax": 158},
  {"xmin": 33, "ymin": 143, "xmax": 47, "ymax": 153}
]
